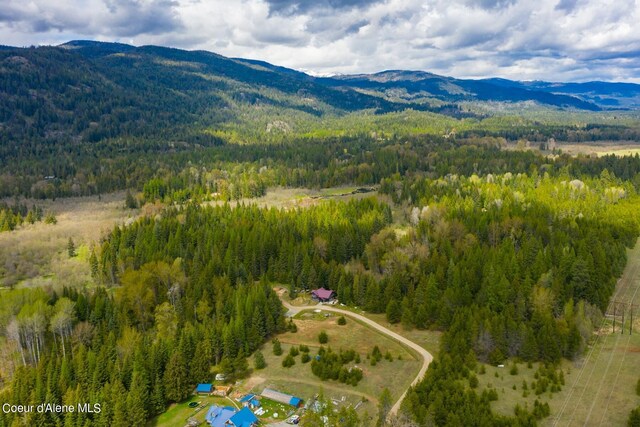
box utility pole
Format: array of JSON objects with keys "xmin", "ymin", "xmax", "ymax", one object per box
[{"xmin": 613, "ymin": 302, "xmax": 616, "ymax": 334}]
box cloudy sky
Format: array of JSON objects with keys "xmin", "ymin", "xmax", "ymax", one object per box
[{"xmin": 1, "ymin": 0, "xmax": 639, "ymax": 82}]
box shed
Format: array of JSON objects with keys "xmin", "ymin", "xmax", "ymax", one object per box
[
  {"xmin": 196, "ymin": 383, "xmax": 213, "ymax": 394},
  {"xmin": 238, "ymin": 394, "xmax": 255, "ymax": 404},
  {"xmin": 261, "ymin": 388, "xmax": 303, "ymax": 407}
]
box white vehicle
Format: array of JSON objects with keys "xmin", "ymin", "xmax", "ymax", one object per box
[{"xmin": 287, "ymin": 415, "xmax": 300, "ymax": 424}]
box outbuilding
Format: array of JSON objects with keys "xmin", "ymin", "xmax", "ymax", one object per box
[
  {"xmin": 196, "ymin": 383, "xmax": 214, "ymax": 395},
  {"xmin": 261, "ymin": 388, "xmax": 303, "ymax": 407}
]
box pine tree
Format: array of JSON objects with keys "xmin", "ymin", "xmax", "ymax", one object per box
[
  {"xmin": 126, "ymin": 372, "xmax": 148, "ymax": 427},
  {"xmin": 151, "ymin": 375, "xmax": 166, "ymax": 416},
  {"xmin": 254, "ymin": 350, "xmax": 266, "ymax": 370},
  {"xmin": 67, "ymin": 237, "xmax": 76, "ymax": 258},
  {"xmin": 376, "ymin": 388, "xmax": 393, "ymax": 427},
  {"xmin": 272, "ymin": 338, "xmax": 282, "ymax": 356},
  {"xmin": 125, "ymin": 190, "xmax": 138, "ymax": 209},
  {"xmin": 89, "ymin": 249, "xmax": 99, "ymax": 279},
  {"xmin": 163, "ymin": 351, "xmax": 189, "ymax": 402}
]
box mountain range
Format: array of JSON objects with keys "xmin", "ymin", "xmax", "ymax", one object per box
[{"xmin": 1, "ymin": 40, "xmax": 640, "ymax": 150}]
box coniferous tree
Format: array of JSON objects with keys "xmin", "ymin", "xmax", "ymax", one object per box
[{"xmin": 254, "ymin": 350, "xmax": 266, "ymax": 370}]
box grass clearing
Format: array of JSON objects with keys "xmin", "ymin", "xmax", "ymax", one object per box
[
  {"xmin": 555, "ymin": 141, "xmax": 640, "ymax": 157},
  {"xmin": 151, "ymin": 394, "xmax": 237, "ymax": 427},
  {"xmin": 250, "ymin": 312, "xmax": 421, "ymax": 419},
  {"xmin": 204, "ymin": 186, "xmax": 380, "ymax": 211},
  {"xmin": 0, "ymin": 191, "xmax": 137, "ymax": 288}
]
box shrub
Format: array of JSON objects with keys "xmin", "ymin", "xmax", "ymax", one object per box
[
  {"xmin": 337, "ymin": 316, "xmax": 347, "ymax": 325},
  {"xmin": 282, "ymin": 354, "xmax": 296, "ymax": 368},
  {"xmin": 469, "ymin": 375, "xmax": 478, "ymax": 389},
  {"xmin": 301, "ymin": 353, "xmax": 311, "ymax": 363},
  {"xmin": 289, "ymin": 346, "xmax": 299, "ymax": 357},
  {"xmin": 319, "ymin": 331, "xmax": 328, "ymax": 344}
]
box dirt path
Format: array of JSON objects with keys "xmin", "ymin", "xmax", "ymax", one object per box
[{"xmin": 279, "ymin": 299, "xmax": 434, "ymax": 417}]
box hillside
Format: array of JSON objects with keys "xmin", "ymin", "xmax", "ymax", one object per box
[
  {"xmin": 321, "ymin": 70, "xmax": 623, "ymax": 110},
  {"xmin": 2, "ymin": 40, "xmax": 640, "ymax": 200},
  {"xmin": 1, "ymin": 40, "xmax": 622, "ymax": 156}
]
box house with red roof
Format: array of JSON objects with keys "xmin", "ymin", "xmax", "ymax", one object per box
[{"xmin": 311, "ymin": 287, "xmax": 335, "ymax": 302}]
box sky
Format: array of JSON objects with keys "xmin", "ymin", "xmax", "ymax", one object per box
[{"xmin": 1, "ymin": 0, "xmax": 639, "ymax": 82}]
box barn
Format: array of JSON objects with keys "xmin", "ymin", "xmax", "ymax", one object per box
[{"xmin": 261, "ymin": 388, "xmax": 303, "ymax": 407}]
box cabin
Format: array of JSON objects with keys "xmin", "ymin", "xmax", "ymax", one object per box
[
  {"xmin": 196, "ymin": 383, "xmax": 214, "ymax": 395},
  {"xmin": 311, "ymin": 287, "xmax": 335, "ymax": 302},
  {"xmin": 261, "ymin": 388, "xmax": 303, "ymax": 407}
]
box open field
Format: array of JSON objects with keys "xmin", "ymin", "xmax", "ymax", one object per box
[
  {"xmin": 205, "ymin": 185, "xmax": 380, "ymax": 211},
  {"xmin": 250, "ymin": 311, "xmax": 421, "ymax": 419},
  {"xmin": 0, "ymin": 191, "xmax": 137, "ymax": 288},
  {"xmin": 555, "ymin": 141, "xmax": 640, "ymax": 157},
  {"xmin": 286, "ymin": 292, "xmax": 441, "ymax": 357}
]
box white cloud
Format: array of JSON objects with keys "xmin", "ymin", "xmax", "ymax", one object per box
[{"xmin": 1, "ymin": 0, "xmax": 639, "ymax": 82}]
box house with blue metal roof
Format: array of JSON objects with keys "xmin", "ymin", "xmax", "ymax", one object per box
[
  {"xmin": 205, "ymin": 405, "xmax": 235, "ymax": 427},
  {"xmin": 196, "ymin": 383, "xmax": 213, "ymax": 394},
  {"xmin": 227, "ymin": 407, "xmax": 258, "ymax": 427}
]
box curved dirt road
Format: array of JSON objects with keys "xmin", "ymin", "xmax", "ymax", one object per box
[{"xmin": 280, "ymin": 299, "xmax": 433, "ymax": 417}]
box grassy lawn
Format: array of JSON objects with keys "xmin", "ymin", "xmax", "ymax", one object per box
[
  {"xmin": 247, "ymin": 312, "xmax": 421, "ymax": 419},
  {"xmin": 476, "ymin": 361, "xmax": 563, "ymax": 418},
  {"xmin": 151, "ymin": 394, "xmax": 238, "ymax": 427}
]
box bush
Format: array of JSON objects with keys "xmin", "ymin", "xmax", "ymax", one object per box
[
  {"xmin": 44, "ymin": 213, "xmax": 57, "ymax": 224},
  {"xmin": 319, "ymin": 331, "xmax": 328, "ymax": 344},
  {"xmin": 337, "ymin": 316, "xmax": 347, "ymax": 325},
  {"xmin": 510, "ymin": 363, "xmax": 519, "ymax": 375},
  {"xmin": 301, "ymin": 353, "xmax": 311, "ymax": 364},
  {"xmin": 299, "ymin": 344, "xmax": 310, "ymax": 353},
  {"xmin": 469, "ymin": 375, "xmax": 478, "ymax": 389},
  {"xmin": 282, "ymin": 354, "xmax": 296, "ymax": 368},
  {"xmin": 289, "ymin": 346, "xmax": 299, "ymax": 357},
  {"xmin": 287, "ymin": 318, "xmax": 298, "ymax": 333}
]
